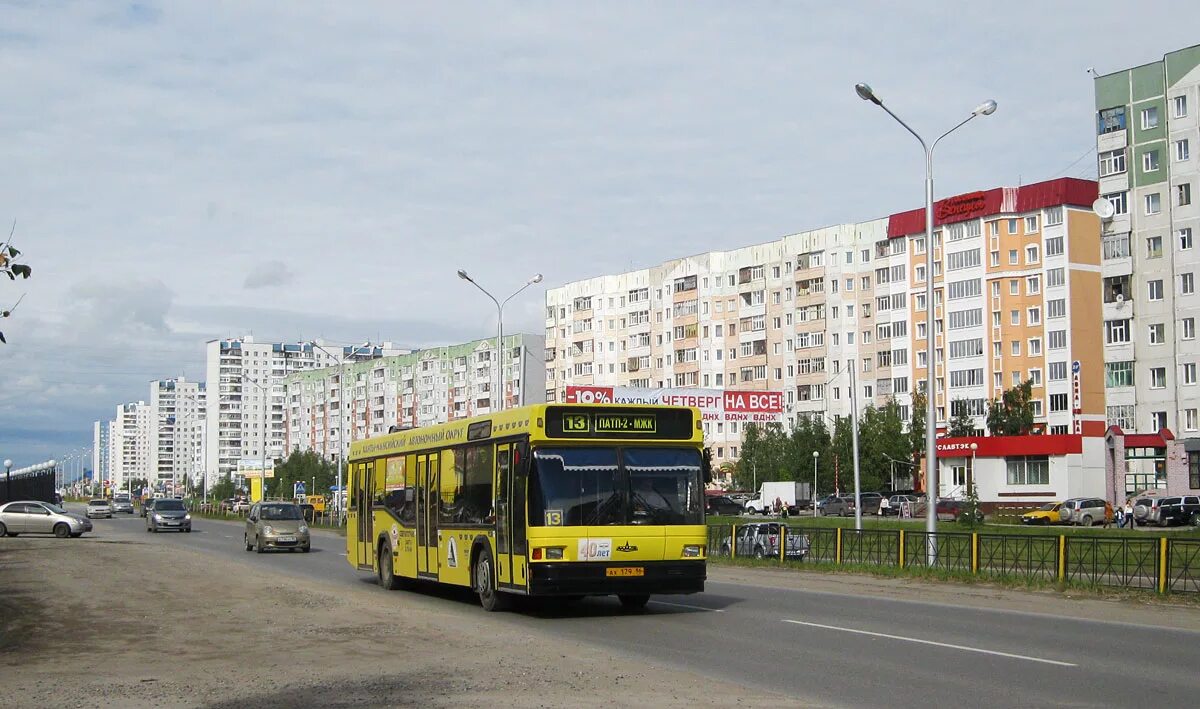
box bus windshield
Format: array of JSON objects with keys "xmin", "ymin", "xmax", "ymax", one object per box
[{"xmin": 530, "ymin": 447, "xmax": 703, "ymax": 527}]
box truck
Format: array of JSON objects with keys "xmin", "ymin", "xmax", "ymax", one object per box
[{"xmin": 744, "ymin": 481, "xmax": 812, "ymax": 515}]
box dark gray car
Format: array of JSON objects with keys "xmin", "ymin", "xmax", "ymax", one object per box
[
  {"xmin": 146, "ymin": 498, "xmax": 191, "ymax": 532},
  {"xmin": 820, "ymin": 496, "xmax": 857, "ymax": 517}
]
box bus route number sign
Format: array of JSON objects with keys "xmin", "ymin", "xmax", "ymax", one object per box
[{"xmin": 562, "ymin": 414, "xmax": 591, "ymax": 433}]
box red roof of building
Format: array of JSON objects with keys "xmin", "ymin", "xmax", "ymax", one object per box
[
  {"xmin": 1105, "ymin": 426, "xmax": 1175, "ymax": 448},
  {"xmin": 887, "ymin": 177, "xmax": 1098, "ymax": 239}
]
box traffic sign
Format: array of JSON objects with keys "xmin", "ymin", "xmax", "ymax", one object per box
[{"xmin": 294, "ymin": 481, "xmax": 306, "ymax": 497}]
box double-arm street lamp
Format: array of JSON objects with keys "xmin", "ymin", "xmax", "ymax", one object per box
[
  {"xmin": 243, "ymin": 375, "xmax": 272, "ymax": 501},
  {"xmin": 855, "ymin": 82, "xmax": 996, "ymax": 560},
  {"xmin": 456, "ymin": 270, "xmax": 543, "ymax": 413}
]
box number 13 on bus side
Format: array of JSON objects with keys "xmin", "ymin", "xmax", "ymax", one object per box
[{"xmin": 562, "ymin": 414, "xmax": 590, "ymax": 432}]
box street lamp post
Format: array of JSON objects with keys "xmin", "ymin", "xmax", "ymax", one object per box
[
  {"xmin": 310, "ymin": 341, "xmax": 373, "ymax": 520},
  {"xmin": 457, "ymin": 270, "xmax": 543, "ymax": 413},
  {"xmin": 855, "ymin": 82, "xmax": 996, "ymax": 561},
  {"xmin": 969, "ymin": 441, "xmax": 979, "ymax": 496},
  {"xmin": 244, "ymin": 375, "xmax": 271, "ymax": 502},
  {"xmin": 811, "ymin": 451, "xmax": 819, "ymax": 518},
  {"xmin": 4, "ymin": 459, "xmax": 11, "ymax": 502}
]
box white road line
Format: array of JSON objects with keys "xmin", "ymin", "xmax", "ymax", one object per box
[
  {"xmin": 650, "ymin": 600, "xmax": 724, "ymax": 613},
  {"xmin": 783, "ymin": 620, "xmax": 1076, "ymax": 667}
]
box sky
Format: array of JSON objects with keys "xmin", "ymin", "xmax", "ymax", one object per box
[{"xmin": 1, "ymin": 1, "xmax": 1198, "ymax": 467}]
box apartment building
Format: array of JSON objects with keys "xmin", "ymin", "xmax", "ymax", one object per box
[
  {"xmin": 149, "ymin": 378, "xmax": 206, "ymax": 494},
  {"xmin": 91, "ymin": 420, "xmax": 110, "ymax": 487},
  {"xmin": 1094, "ymin": 45, "xmax": 1200, "ymax": 445},
  {"xmin": 109, "ymin": 401, "xmax": 152, "ymax": 490},
  {"xmin": 282, "ymin": 335, "xmax": 545, "ymax": 460},
  {"xmin": 545, "ymin": 177, "xmax": 1104, "ymax": 464},
  {"xmin": 204, "ymin": 337, "xmax": 408, "ymax": 485}
]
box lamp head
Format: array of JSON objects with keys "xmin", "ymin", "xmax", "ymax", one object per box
[
  {"xmin": 854, "ymin": 83, "xmax": 881, "ymax": 105},
  {"xmin": 969, "ymin": 442, "xmax": 979, "ymax": 451},
  {"xmin": 48, "ymin": 459, "xmax": 56, "ymax": 467},
  {"xmin": 973, "ymin": 99, "xmax": 998, "ymax": 116},
  {"xmin": 457, "ymin": 269, "xmax": 471, "ymax": 281},
  {"xmin": 529, "ymin": 273, "xmax": 544, "ymax": 285},
  {"xmin": 812, "ymin": 450, "xmax": 820, "ymax": 459},
  {"xmin": 3, "ymin": 459, "xmax": 11, "ymax": 468}
]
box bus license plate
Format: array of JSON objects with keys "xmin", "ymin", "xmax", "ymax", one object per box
[{"xmin": 606, "ymin": 567, "xmax": 644, "ymax": 577}]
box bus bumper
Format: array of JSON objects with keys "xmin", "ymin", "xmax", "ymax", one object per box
[{"xmin": 528, "ymin": 561, "xmax": 706, "ymax": 596}]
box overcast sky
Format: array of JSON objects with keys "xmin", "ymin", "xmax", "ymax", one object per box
[{"xmin": 1, "ymin": 1, "xmax": 1197, "ymax": 467}]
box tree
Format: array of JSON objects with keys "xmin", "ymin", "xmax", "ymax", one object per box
[
  {"xmin": 210, "ymin": 475, "xmax": 236, "ymax": 502},
  {"xmin": 959, "ymin": 476, "xmax": 985, "ymax": 527},
  {"xmin": 271, "ymin": 450, "xmax": 338, "ymax": 498},
  {"xmin": 0, "ymin": 223, "xmax": 32, "ymax": 344},
  {"xmin": 986, "ymin": 379, "xmax": 1036, "ymax": 436},
  {"xmin": 909, "ymin": 391, "xmax": 927, "ymax": 460},
  {"xmin": 947, "ymin": 400, "xmax": 977, "ymax": 437}
]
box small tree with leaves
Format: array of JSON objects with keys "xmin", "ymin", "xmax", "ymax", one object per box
[
  {"xmin": 986, "ymin": 379, "xmax": 1036, "ymax": 436},
  {"xmin": 0, "ymin": 223, "xmax": 32, "ymax": 344},
  {"xmin": 959, "ymin": 474, "xmax": 985, "ymax": 527},
  {"xmin": 947, "ymin": 400, "xmax": 977, "ymax": 437}
]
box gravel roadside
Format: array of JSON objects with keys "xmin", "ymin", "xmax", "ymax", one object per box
[{"xmin": 0, "ymin": 536, "xmax": 805, "ymax": 708}]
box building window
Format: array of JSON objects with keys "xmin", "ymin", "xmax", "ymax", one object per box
[
  {"xmin": 1026, "ymin": 246, "xmax": 1040, "ymax": 265},
  {"xmin": 1029, "ymin": 338, "xmax": 1042, "ymax": 356},
  {"xmin": 1106, "ymin": 361, "xmax": 1134, "ymax": 387},
  {"xmin": 1008, "ymin": 249, "xmax": 1019, "ymax": 265},
  {"xmin": 1149, "ymin": 323, "xmax": 1166, "ymax": 345},
  {"xmin": 1107, "ymin": 404, "xmax": 1135, "ymax": 429},
  {"xmin": 1098, "ymin": 106, "xmax": 1126, "ymax": 134},
  {"xmin": 1191, "ymin": 452, "xmax": 1200, "ymax": 489},
  {"xmin": 1049, "ymin": 393, "xmax": 1069, "ymax": 412},
  {"xmin": 1177, "ymin": 139, "xmax": 1191, "ymax": 162},
  {"xmin": 1184, "ymin": 273, "xmax": 1195, "ymax": 295},
  {"xmin": 1046, "ymin": 237, "xmax": 1064, "ymax": 257},
  {"xmin": 1150, "ymin": 367, "xmax": 1167, "ymax": 389},
  {"xmin": 1105, "ymin": 319, "xmax": 1132, "ymax": 344},
  {"xmin": 1099, "ymin": 149, "xmax": 1126, "ymax": 176},
  {"xmin": 1011, "ymin": 341, "xmax": 1021, "ymax": 356},
  {"xmin": 1175, "ymin": 95, "xmax": 1189, "ymax": 119},
  {"xmin": 1188, "ymin": 409, "xmax": 1199, "ymax": 432},
  {"xmin": 1006, "ymin": 456, "xmax": 1050, "ymax": 485},
  {"xmin": 1144, "ymin": 150, "xmax": 1160, "ymax": 172},
  {"xmin": 1145, "ymin": 193, "xmax": 1161, "ymax": 215},
  {"xmin": 1027, "ymin": 307, "xmax": 1041, "ymax": 325},
  {"xmin": 1141, "ymin": 106, "xmax": 1159, "ymax": 130},
  {"xmin": 1148, "ymin": 279, "xmax": 1164, "ymax": 301},
  {"xmin": 1025, "ymin": 216, "xmax": 1038, "ymax": 232},
  {"xmin": 1185, "ymin": 363, "xmax": 1197, "ymax": 386},
  {"xmin": 1152, "ymin": 411, "xmax": 1168, "ymax": 431},
  {"xmin": 1178, "ymin": 183, "xmax": 1192, "ymax": 207},
  {"xmin": 1105, "ymin": 191, "xmax": 1129, "ymax": 216},
  {"xmin": 1184, "ymin": 318, "xmax": 1197, "ymax": 340},
  {"xmin": 1048, "ymin": 330, "xmax": 1067, "ymax": 349},
  {"xmin": 1148, "ymin": 236, "xmax": 1164, "ymax": 259}
]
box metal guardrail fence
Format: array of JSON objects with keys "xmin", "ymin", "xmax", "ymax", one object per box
[{"xmin": 708, "ymin": 523, "xmax": 1200, "ymax": 595}]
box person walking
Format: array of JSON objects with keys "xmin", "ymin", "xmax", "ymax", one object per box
[
  {"xmin": 1114, "ymin": 504, "xmax": 1124, "ymax": 529},
  {"xmin": 1124, "ymin": 500, "xmax": 1135, "ymax": 529},
  {"xmin": 878, "ymin": 495, "xmax": 891, "ymax": 517}
]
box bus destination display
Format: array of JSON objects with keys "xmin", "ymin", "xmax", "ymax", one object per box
[{"xmin": 546, "ymin": 406, "xmax": 695, "ymax": 439}]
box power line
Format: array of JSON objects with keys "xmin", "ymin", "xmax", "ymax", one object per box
[{"xmin": 1049, "ymin": 145, "xmax": 1097, "ymax": 179}]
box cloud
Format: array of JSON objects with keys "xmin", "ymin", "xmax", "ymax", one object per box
[{"xmin": 243, "ymin": 260, "xmax": 294, "ymax": 289}]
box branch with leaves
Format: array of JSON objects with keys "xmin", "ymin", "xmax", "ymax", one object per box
[{"xmin": 0, "ymin": 221, "xmax": 33, "ymax": 344}]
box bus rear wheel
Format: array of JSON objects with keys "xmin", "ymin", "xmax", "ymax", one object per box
[
  {"xmin": 474, "ymin": 548, "xmax": 509, "ymax": 612},
  {"xmin": 378, "ymin": 542, "xmax": 402, "ymax": 591},
  {"xmin": 618, "ymin": 594, "xmax": 650, "ymax": 610}
]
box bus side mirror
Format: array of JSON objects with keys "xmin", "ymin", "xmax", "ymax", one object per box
[
  {"xmin": 514, "ymin": 441, "xmax": 530, "ymax": 471},
  {"xmin": 702, "ymin": 448, "xmax": 713, "ymax": 484}
]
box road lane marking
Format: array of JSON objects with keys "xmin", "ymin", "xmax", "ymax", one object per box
[
  {"xmin": 783, "ymin": 619, "xmax": 1076, "ymax": 667},
  {"xmin": 650, "ymin": 600, "xmax": 724, "ymax": 613}
]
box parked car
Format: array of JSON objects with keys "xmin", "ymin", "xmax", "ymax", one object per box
[
  {"xmin": 1058, "ymin": 498, "xmax": 1113, "ymax": 526},
  {"xmin": 883, "ymin": 494, "xmax": 924, "ymax": 517},
  {"xmin": 1132, "ymin": 495, "xmax": 1169, "ymax": 526},
  {"xmin": 857, "ymin": 492, "xmax": 885, "ymax": 515},
  {"xmin": 1021, "ymin": 502, "xmax": 1065, "ymax": 525},
  {"xmin": 219, "ymin": 498, "xmax": 236, "ymax": 513},
  {"xmin": 111, "ymin": 494, "xmax": 134, "ymax": 514},
  {"xmin": 0, "ymin": 501, "xmax": 92, "ymax": 538},
  {"xmin": 819, "ymin": 496, "xmax": 857, "ymax": 517},
  {"xmin": 146, "ymin": 498, "xmax": 192, "ymax": 533},
  {"xmin": 706, "ymin": 495, "xmax": 744, "ymax": 516},
  {"xmin": 1155, "ymin": 496, "xmax": 1200, "ymax": 527},
  {"xmin": 719, "ymin": 522, "xmax": 808, "ymax": 560},
  {"xmin": 244, "ymin": 502, "xmax": 310, "ymax": 553},
  {"xmin": 232, "ymin": 499, "xmax": 251, "ymax": 513},
  {"xmin": 85, "ymin": 499, "xmax": 113, "ymax": 519},
  {"xmin": 936, "ymin": 499, "xmax": 964, "ymax": 522}
]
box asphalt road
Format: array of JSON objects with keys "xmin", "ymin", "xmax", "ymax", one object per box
[{"xmin": 79, "ymin": 509, "xmax": 1200, "ymax": 707}]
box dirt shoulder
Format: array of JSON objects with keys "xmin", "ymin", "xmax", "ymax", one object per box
[
  {"xmin": 0, "ymin": 538, "xmax": 803, "ymax": 709},
  {"xmin": 709, "ymin": 564, "xmax": 1200, "ymax": 630}
]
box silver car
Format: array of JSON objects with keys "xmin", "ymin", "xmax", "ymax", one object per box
[
  {"xmin": 146, "ymin": 498, "xmax": 192, "ymax": 532},
  {"xmin": 0, "ymin": 500, "xmax": 93, "ymax": 538},
  {"xmin": 244, "ymin": 502, "xmax": 310, "ymax": 553},
  {"xmin": 86, "ymin": 499, "xmax": 113, "ymax": 518},
  {"xmin": 111, "ymin": 495, "xmax": 134, "ymax": 514}
]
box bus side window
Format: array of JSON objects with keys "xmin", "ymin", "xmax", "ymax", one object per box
[{"xmin": 347, "ymin": 464, "xmax": 357, "ymax": 511}]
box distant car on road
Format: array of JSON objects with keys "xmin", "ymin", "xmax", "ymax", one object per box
[
  {"xmin": 883, "ymin": 494, "xmax": 924, "ymax": 517},
  {"xmin": 719, "ymin": 522, "xmax": 808, "ymax": 560},
  {"xmin": 244, "ymin": 502, "xmax": 310, "ymax": 553},
  {"xmin": 0, "ymin": 501, "xmax": 92, "ymax": 538},
  {"xmin": 936, "ymin": 499, "xmax": 966, "ymax": 522},
  {"xmin": 705, "ymin": 495, "xmax": 744, "ymax": 516},
  {"xmin": 111, "ymin": 494, "xmax": 134, "ymax": 514},
  {"xmin": 1021, "ymin": 502, "xmax": 1064, "ymax": 525},
  {"xmin": 86, "ymin": 499, "xmax": 113, "ymax": 519},
  {"xmin": 146, "ymin": 498, "xmax": 191, "ymax": 533},
  {"xmin": 819, "ymin": 496, "xmax": 857, "ymax": 517}
]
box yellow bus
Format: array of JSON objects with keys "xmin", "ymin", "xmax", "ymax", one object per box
[{"xmin": 346, "ymin": 403, "xmax": 710, "ymax": 611}]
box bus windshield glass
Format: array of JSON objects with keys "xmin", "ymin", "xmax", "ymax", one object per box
[{"xmin": 530, "ymin": 447, "xmax": 703, "ymax": 526}]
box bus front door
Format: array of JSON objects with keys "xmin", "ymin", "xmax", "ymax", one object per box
[
  {"xmin": 356, "ymin": 461, "xmax": 374, "ymax": 570},
  {"xmin": 418, "ymin": 454, "xmax": 440, "ymax": 576},
  {"xmin": 510, "ymin": 443, "xmax": 529, "ymax": 588}
]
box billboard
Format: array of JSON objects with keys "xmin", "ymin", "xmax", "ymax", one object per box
[{"xmin": 564, "ymin": 386, "xmax": 784, "ymax": 423}]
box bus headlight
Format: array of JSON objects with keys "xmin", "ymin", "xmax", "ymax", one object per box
[
  {"xmin": 545, "ymin": 547, "xmax": 565, "ymax": 560},
  {"xmin": 682, "ymin": 545, "xmax": 704, "ymax": 558}
]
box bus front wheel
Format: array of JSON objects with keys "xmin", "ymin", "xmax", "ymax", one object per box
[
  {"xmin": 474, "ymin": 548, "xmax": 509, "ymax": 612},
  {"xmin": 378, "ymin": 542, "xmax": 402, "ymax": 591}
]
